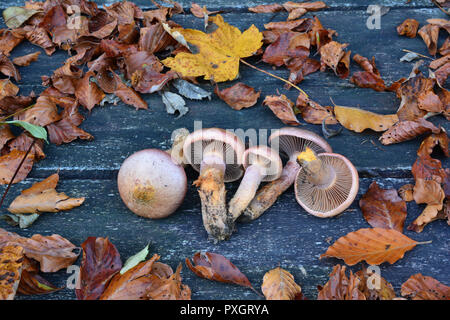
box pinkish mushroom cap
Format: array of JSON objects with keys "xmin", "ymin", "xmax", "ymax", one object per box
[
  {"xmin": 243, "ymin": 145, "xmax": 283, "ymax": 182},
  {"xmin": 294, "ymin": 151, "xmax": 359, "ymax": 218},
  {"xmin": 183, "ymin": 128, "xmax": 245, "ymax": 182},
  {"xmin": 117, "ymin": 149, "xmax": 187, "ymax": 219}
]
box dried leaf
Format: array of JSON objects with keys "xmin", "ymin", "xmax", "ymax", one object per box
[
  {"xmin": 400, "ymin": 52, "xmax": 421, "ymax": 62},
  {"xmin": 162, "ymin": 15, "xmax": 263, "ymax": 82},
  {"xmin": 215, "ymin": 83, "xmax": 260, "ymax": 110},
  {"xmin": 350, "ymin": 55, "xmax": 386, "ymax": 92},
  {"xmin": 0, "ymin": 150, "xmax": 34, "ymax": 185},
  {"xmin": 0, "ymin": 54, "xmax": 20, "ymax": 82},
  {"xmin": 112, "ymin": 71, "xmax": 148, "ymax": 110},
  {"xmin": 283, "ymin": 1, "xmax": 327, "ymax": 12},
  {"xmin": 295, "ymin": 94, "xmax": 336, "ymax": 125},
  {"xmin": 120, "ymin": 244, "xmax": 149, "ymax": 275},
  {"xmin": 0, "ymin": 29, "xmax": 24, "ymax": 56},
  {"xmin": 263, "ymin": 94, "xmax": 300, "ymax": 125},
  {"xmin": 334, "ymin": 105, "xmax": 398, "ymax": 133},
  {"xmin": 287, "ymin": 8, "xmax": 307, "ymax": 20},
  {"xmin": 3, "ymin": 7, "xmax": 40, "ymax": 29},
  {"xmin": 317, "ymin": 265, "xmax": 365, "ymax": 300},
  {"xmin": 0, "ymin": 244, "xmax": 24, "ymax": 300},
  {"xmin": 397, "ymin": 19, "xmax": 419, "ymax": 38},
  {"xmin": 17, "ymin": 270, "xmax": 62, "ymax": 295},
  {"xmin": 412, "ymin": 155, "xmax": 446, "ymax": 183},
  {"xmin": 75, "ymin": 237, "xmax": 122, "ymax": 300},
  {"xmin": 320, "ymin": 228, "xmax": 424, "ymax": 265},
  {"xmin": 0, "ymin": 79, "xmax": 19, "ymax": 100},
  {"xmin": 16, "ymin": 96, "xmax": 61, "ymax": 127},
  {"xmin": 285, "ymin": 57, "xmax": 320, "ymax": 85},
  {"xmin": 75, "ymin": 71, "xmax": 105, "ymax": 112},
  {"xmin": 0, "ymin": 228, "xmax": 79, "ymax": 273},
  {"xmin": 398, "ymin": 184, "xmax": 414, "ymax": 202},
  {"xmin": 380, "ymin": 118, "xmax": 440, "ymax": 145},
  {"xmin": 417, "ymin": 129, "xmax": 449, "ymax": 158},
  {"xmin": 248, "ymin": 4, "xmax": 284, "ymax": 13},
  {"xmin": 161, "ymin": 91, "xmax": 188, "ymax": 117},
  {"xmin": 146, "ymin": 264, "xmax": 191, "ymax": 300},
  {"xmin": 7, "ymin": 173, "xmax": 85, "ymax": 215},
  {"xmin": 172, "ymin": 79, "xmax": 211, "ymax": 100},
  {"xmin": 435, "ymin": 62, "xmax": 450, "ymax": 86},
  {"xmin": 319, "ymin": 41, "xmax": 351, "ymax": 78},
  {"xmin": 401, "ymin": 274, "xmax": 450, "ymax": 300},
  {"xmin": 185, "ymin": 252, "xmax": 255, "ymax": 291},
  {"xmin": 261, "ymin": 267, "xmax": 303, "ymax": 300},
  {"xmin": 418, "ymin": 24, "xmax": 440, "ymax": 56},
  {"xmin": 356, "ymin": 267, "xmax": 396, "ymax": 300},
  {"xmin": 262, "ymin": 32, "xmax": 310, "ymax": 67},
  {"xmin": 359, "ymin": 181, "xmax": 407, "ymax": 233}
]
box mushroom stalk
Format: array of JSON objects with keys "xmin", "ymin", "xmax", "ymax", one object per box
[
  {"xmin": 240, "ymin": 160, "xmax": 299, "ymax": 222},
  {"xmin": 228, "ymin": 165, "xmax": 264, "ymax": 221},
  {"xmin": 298, "ymin": 157, "xmax": 336, "ymax": 187},
  {"xmin": 194, "ymin": 152, "xmax": 231, "ymax": 242}
]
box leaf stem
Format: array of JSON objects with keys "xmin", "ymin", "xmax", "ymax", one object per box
[
  {"xmin": 0, "ymin": 139, "xmax": 36, "ymax": 209},
  {"xmin": 239, "ymin": 59, "xmax": 308, "ymax": 98},
  {"xmin": 0, "ymin": 104, "xmax": 35, "ymax": 122},
  {"xmin": 416, "ymin": 240, "xmax": 432, "ymax": 245},
  {"xmin": 401, "ymin": 49, "xmax": 434, "ymax": 60}
]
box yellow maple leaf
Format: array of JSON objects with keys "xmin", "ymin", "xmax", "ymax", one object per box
[{"xmin": 162, "ymin": 15, "xmax": 263, "ymax": 82}]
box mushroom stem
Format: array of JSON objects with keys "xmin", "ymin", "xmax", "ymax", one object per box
[
  {"xmin": 228, "ymin": 164, "xmax": 264, "ymax": 222},
  {"xmin": 239, "ymin": 160, "xmax": 300, "ymax": 222},
  {"xmin": 194, "ymin": 153, "xmax": 231, "ymax": 242},
  {"xmin": 297, "ymin": 148, "xmax": 336, "ymax": 187}
]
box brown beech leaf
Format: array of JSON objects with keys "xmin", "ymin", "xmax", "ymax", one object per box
[
  {"xmin": 185, "ymin": 252, "xmax": 255, "ymax": 291},
  {"xmin": 75, "ymin": 71, "xmax": 105, "ymax": 112},
  {"xmin": 146, "ymin": 264, "xmax": 191, "ymax": 300},
  {"xmin": 0, "ymin": 228, "xmax": 80, "ymax": 273},
  {"xmin": 22, "ymin": 26, "xmax": 56, "ymax": 56},
  {"xmin": 350, "ymin": 54, "xmax": 386, "ymax": 92},
  {"xmin": 263, "ymin": 94, "xmax": 300, "ymax": 126},
  {"xmin": 287, "ymin": 7, "xmax": 307, "ymax": 20},
  {"xmin": 359, "ymin": 181, "xmax": 407, "ymax": 233},
  {"xmin": 139, "ymin": 24, "xmax": 177, "ymax": 54},
  {"xmin": 100, "ymin": 254, "xmax": 161, "ymax": 300},
  {"xmin": 0, "ymin": 79, "xmax": 19, "ymax": 100},
  {"xmin": 264, "ymin": 19, "xmax": 308, "ymax": 31},
  {"xmin": 283, "ymin": 1, "xmax": 327, "ymax": 12},
  {"xmin": 75, "ymin": 237, "xmax": 122, "ymax": 300},
  {"xmin": 0, "ymin": 244, "xmax": 24, "ymax": 300},
  {"xmin": 215, "ymin": 83, "xmax": 260, "ymax": 110},
  {"xmin": 16, "ymin": 95, "xmax": 61, "ymax": 126},
  {"xmin": 334, "ymin": 105, "xmax": 398, "ymax": 133},
  {"xmin": 418, "ymin": 24, "xmax": 440, "ymax": 56},
  {"xmin": 112, "ymin": 71, "xmax": 148, "ymax": 110},
  {"xmin": 0, "ymin": 124, "xmax": 14, "ymax": 150},
  {"xmin": 295, "ymin": 94, "xmax": 336, "ymax": 124},
  {"xmin": 319, "ymin": 41, "xmax": 351, "ymax": 78},
  {"xmin": 429, "ymin": 55, "xmax": 450, "ymax": 70},
  {"xmin": 397, "ymin": 19, "xmax": 419, "ymax": 38},
  {"xmin": 320, "ymin": 227, "xmax": 426, "ymax": 265},
  {"xmin": 379, "ymin": 118, "xmax": 440, "ymax": 145},
  {"xmin": 356, "ymin": 267, "xmax": 396, "ymax": 300},
  {"xmin": 17, "ymin": 270, "xmax": 62, "ymax": 295},
  {"xmin": 0, "ymin": 53, "xmax": 21, "ymax": 82},
  {"xmin": 248, "ymin": 4, "xmax": 284, "ymax": 13},
  {"xmin": 317, "ymin": 265, "xmax": 365, "ymax": 300},
  {"xmin": 261, "ymin": 267, "xmax": 303, "ymax": 300},
  {"xmin": 12, "ymin": 51, "xmax": 40, "ymax": 66},
  {"xmin": 7, "ymin": 132, "xmax": 45, "ymax": 161},
  {"xmin": 417, "ymin": 129, "xmax": 449, "ymax": 158},
  {"xmin": 411, "ymin": 155, "xmax": 446, "ymax": 183},
  {"xmin": 123, "ymin": 51, "xmax": 163, "ymax": 80},
  {"xmin": 0, "ymin": 150, "xmax": 34, "ymax": 185},
  {"xmin": 262, "ymin": 32, "xmax": 310, "ymax": 67},
  {"xmin": 0, "ymin": 29, "xmax": 24, "ymax": 56},
  {"xmin": 440, "ymin": 38, "xmax": 450, "ymax": 56},
  {"xmin": 285, "ymin": 57, "xmax": 320, "ymax": 85},
  {"xmin": 435, "ymin": 62, "xmax": 450, "ymax": 86},
  {"xmin": 7, "ymin": 173, "xmax": 85, "ymax": 214},
  {"xmin": 401, "ymin": 274, "xmax": 450, "ymax": 300},
  {"xmin": 398, "ymin": 184, "xmax": 414, "ymax": 202}
]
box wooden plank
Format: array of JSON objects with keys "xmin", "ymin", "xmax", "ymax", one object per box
[
  {"xmin": 1, "ymin": 177, "xmax": 447, "ymax": 300},
  {"xmin": 0, "ymin": 0, "xmax": 438, "ymax": 10},
  {"xmin": 3, "ymin": 8, "xmax": 449, "ymax": 179}
]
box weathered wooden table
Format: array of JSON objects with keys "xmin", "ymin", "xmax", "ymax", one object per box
[{"xmin": 1, "ymin": 0, "xmax": 449, "ymax": 300}]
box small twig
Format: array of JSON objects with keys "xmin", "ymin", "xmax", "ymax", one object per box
[
  {"xmin": 0, "ymin": 104, "xmax": 35, "ymax": 122},
  {"xmin": 402, "ymin": 49, "xmax": 434, "ymax": 60},
  {"xmin": 0, "ymin": 139, "xmax": 36, "ymax": 208},
  {"xmin": 239, "ymin": 59, "xmax": 308, "ymax": 98}
]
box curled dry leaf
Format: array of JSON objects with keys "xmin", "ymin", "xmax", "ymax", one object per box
[
  {"xmin": 320, "ymin": 227, "xmax": 425, "ymax": 265},
  {"xmin": 296, "ymin": 94, "xmax": 336, "ymax": 124},
  {"xmin": 261, "ymin": 267, "xmax": 303, "ymax": 300},
  {"xmin": 356, "ymin": 267, "xmax": 396, "ymax": 300},
  {"xmin": 397, "ymin": 19, "xmax": 419, "ymax": 38},
  {"xmin": 162, "ymin": 15, "xmax": 263, "ymax": 82},
  {"xmin": 0, "ymin": 228, "xmax": 79, "ymax": 273},
  {"xmin": 350, "ymin": 54, "xmax": 386, "ymax": 92},
  {"xmin": 0, "ymin": 244, "xmax": 24, "ymax": 300},
  {"xmin": 263, "ymin": 94, "xmax": 300, "ymax": 126},
  {"xmin": 248, "ymin": 4, "xmax": 284, "ymax": 13},
  {"xmin": 16, "ymin": 95, "xmax": 61, "ymax": 127},
  {"xmin": 359, "ymin": 181, "xmax": 407, "ymax": 233},
  {"xmin": 112, "ymin": 71, "xmax": 148, "ymax": 110},
  {"xmin": 285, "ymin": 56, "xmax": 320, "ymax": 85},
  {"xmin": 12, "ymin": 51, "xmax": 40, "ymax": 67},
  {"xmin": 0, "ymin": 79, "xmax": 19, "ymax": 100},
  {"xmin": 317, "ymin": 265, "xmax": 365, "ymax": 300},
  {"xmin": 379, "ymin": 118, "xmax": 440, "ymax": 145},
  {"xmin": 417, "ymin": 129, "xmax": 449, "ymax": 158},
  {"xmin": 262, "ymin": 32, "xmax": 310, "ymax": 67},
  {"xmin": 401, "ymin": 274, "xmax": 450, "ymax": 300},
  {"xmin": 0, "ymin": 29, "xmax": 24, "ymax": 56},
  {"xmin": 185, "ymin": 252, "xmax": 255, "ymax": 292},
  {"xmin": 412, "ymin": 155, "xmax": 446, "ymax": 183},
  {"xmin": 7, "ymin": 172, "xmax": 85, "ymax": 215},
  {"xmin": 334, "ymin": 105, "xmax": 398, "ymax": 133},
  {"xmin": 0, "ymin": 54, "xmax": 21, "ymax": 82},
  {"xmin": 2, "ymin": 6, "xmax": 40, "ymax": 29},
  {"xmin": 418, "ymin": 24, "xmax": 440, "ymax": 56},
  {"xmin": 17, "ymin": 270, "xmax": 62, "ymax": 295},
  {"xmin": 215, "ymin": 83, "xmax": 260, "ymax": 110},
  {"xmin": 161, "ymin": 91, "xmax": 188, "ymax": 117},
  {"xmin": 0, "ymin": 150, "xmax": 34, "ymax": 185},
  {"xmin": 398, "ymin": 184, "xmax": 414, "ymax": 202},
  {"xmin": 146, "ymin": 264, "xmax": 191, "ymax": 300},
  {"xmin": 283, "ymin": 1, "xmax": 327, "ymax": 12},
  {"xmin": 319, "ymin": 41, "xmax": 351, "ymax": 78},
  {"xmin": 75, "ymin": 237, "xmax": 122, "ymax": 300},
  {"xmin": 435, "ymin": 62, "xmax": 450, "ymax": 86},
  {"xmin": 75, "ymin": 71, "xmax": 105, "ymax": 112}
]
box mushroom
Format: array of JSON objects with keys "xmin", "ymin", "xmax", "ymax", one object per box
[
  {"xmin": 295, "ymin": 147, "xmax": 359, "ymax": 217},
  {"xmin": 228, "ymin": 145, "xmax": 282, "ymax": 222},
  {"xmin": 166, "ymin": 127, "xmax": 190, "ymax": 166},
  {"xmin": 183, "ymin": 128, "xmax": 245, "ymax": 241},
  {"xmin": 117, "ymin": 149, "xmax": 187, "ymax": 219},
  {"xmin": 240, "ymin": 127, "xmax": 332, "ymax": 222}
]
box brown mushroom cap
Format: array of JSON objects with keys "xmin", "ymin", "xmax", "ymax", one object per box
[
  {"xmin": 294, "ymin": 152, "xmax": 359, "ymax": 218},
  {"xmin": 269, "ymin": 127, "xmax": 332, "ymax": 160},
  {"xmin": 243, "ymin": 145, "xmax": 282, "ymax": 182},
  {"xmin": 183, "ymin": 128, "xmax": 245, "ymax": 182},
  {"xmin": 117, "ymin": 149, "xmax": 187, "ymax": 219}
]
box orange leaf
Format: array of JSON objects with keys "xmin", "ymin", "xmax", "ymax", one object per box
[
  {"xmin": 0, "ymin": 149, "xmax": 34, "ymax": 185},
  {"xmin": 0, "ymin": 244, "xmax": 24, "ymax": 300},
  {"xmin": 334, "ymin": 105, "xmax": 398, "ymax": 133},
  {"xmin": 263, "ymin": 94, "xmax": 300, "ymax": 126},
  {"xmin": 320, "ymin": 227, "xmax": 427, "ymax": 265},
  {"xmin": 215, "ymin": 83, "xmax": 260, "ymax": 110},
  {"xmin": 401, "ymin": 274, "xmax": 450, "ymax": 300},
  {"xmin": 261, "ymin": 267, "xmax": 303, "ymax": 300},
  {"xmin": 317, "ymin": 264, "xmax": 365, "ymax": 300}
]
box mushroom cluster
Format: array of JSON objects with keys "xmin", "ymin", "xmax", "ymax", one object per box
[{"xmin": 116, "ymin": 126, "xmax": 359, "ymax": 242}]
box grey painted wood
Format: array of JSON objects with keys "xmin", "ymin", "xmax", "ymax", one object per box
[
  {"xmin": 2, "ymin": 8, "xmax": 449, "ymax": 179},
  {"xmin": 1, "ymin": 177, "xmax": 448, "ymax": 300}
]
